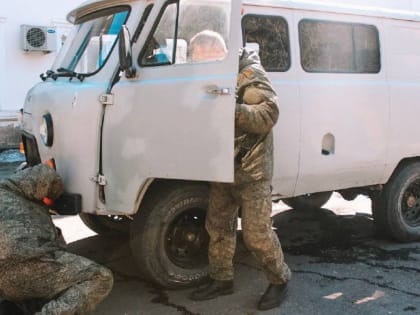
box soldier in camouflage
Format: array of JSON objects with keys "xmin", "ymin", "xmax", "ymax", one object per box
[
  {"xmin": 189, "ymin": 30, "xmax": 291, "ymax": 311},
  {"xmin": 0, "ymin": 164, "xmax": 113, "ymax": 315}
]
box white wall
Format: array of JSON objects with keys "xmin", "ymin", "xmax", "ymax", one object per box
[{"xmin": 0, "ymin": 0, "xmax": 83, "ymax": 117}]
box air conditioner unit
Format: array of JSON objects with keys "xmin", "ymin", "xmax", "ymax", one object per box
[{"xmin": 20, "ymin": 25, "xmax": 57, "ymax": 52}]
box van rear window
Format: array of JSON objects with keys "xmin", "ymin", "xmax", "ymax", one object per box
[
  {"xmin": 299, "ymin": 19, "xmax": 380, "ymax": 73},
  {"xmin": 242, "ymin": 14, "xmax": 290, "ymax": 72}
]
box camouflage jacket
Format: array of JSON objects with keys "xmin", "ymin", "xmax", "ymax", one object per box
[
  {"xmin": 235, "ymin": 48, "xmax": 279, "ymax": 183},
  {"xmin": 0, "ymin": 164, "xmax": 64, "ymax": 266}
]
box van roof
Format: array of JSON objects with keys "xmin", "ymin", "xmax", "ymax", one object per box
[
  {"xmin": 243, "ymin": 0, "xmax": 420, "ymax": 22},
  {"xmin": 68, "ymin": 0, "xmax": 420, "ymax": 24},
  {"xmin": 67, "ymin": 0, "xmax": 228, "ymax": 23},
  {"xmin": 67, "ymin": 0, "xmax": 136, "ymax": 23}
]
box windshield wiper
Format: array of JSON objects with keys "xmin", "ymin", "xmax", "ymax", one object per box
[
  {"xmin": 39, "ymin": 68, "xmax": 85, "ymax": 82},
  {"xmin": 40, "ymin": 70, "xmax": 56, "ymax": 81},
  {"xmin": 56, "ymin": 67, "xmax": 86, "ymax": 82}
]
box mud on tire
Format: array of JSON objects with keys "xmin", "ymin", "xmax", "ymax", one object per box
[
  {"xmin": 130, "ymin": 182, "xmax": 209, "ymax": 288},
  {"xmin": 372, "ymin": 162, "xmax": 420, "ymax": 242}
]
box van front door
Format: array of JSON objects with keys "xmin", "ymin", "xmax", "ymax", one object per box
[{"xmin": 102, "ymin": 0, "xmax": 241, "ymax": 213}]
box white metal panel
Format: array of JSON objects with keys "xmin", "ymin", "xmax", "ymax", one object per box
[
  {"xmin": 382, "ymin": 19, "xmax": 420, "ymax": 182},
  {"xmin": 294, "ymin": 10, "xmax": 389, "ymax": 194}
]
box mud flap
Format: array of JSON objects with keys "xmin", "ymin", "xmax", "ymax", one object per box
[{"xmin": 52, "ymin": 192, "xmax": 82, "ymax": 215}]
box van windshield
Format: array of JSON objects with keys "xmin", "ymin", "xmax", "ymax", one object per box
[{"xmin": 52, "ymin": 6, "xmax": 130, "ymax": 75}]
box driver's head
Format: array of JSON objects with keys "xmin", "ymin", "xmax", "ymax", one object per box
[
  {"xmin": 190, "ymin": 30, "xmax": 227, "ymax": 62},
  {"xmin": 9, "ymin": 164, "xmax": 64, "ymax": 201}
]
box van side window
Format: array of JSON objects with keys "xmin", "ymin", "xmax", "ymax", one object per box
[
  {"xmin": 242, "ymin": 14, "xmax": 290, "ymax": 72},
  {"xmin": 299, "ymin": 19, "xmax": 380, "ymax": 73},
  {"xmin": 139, "ymin": 0, "xmax": 231, "ymax": 66}
]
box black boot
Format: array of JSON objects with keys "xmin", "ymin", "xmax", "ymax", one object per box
[
  {"xmin": 257, "ymin": 283, "xmax": 288, "ymax": 311},
  {"xmin": 190, "ymin": 279, "xmax": 234, "ymax": 301}
]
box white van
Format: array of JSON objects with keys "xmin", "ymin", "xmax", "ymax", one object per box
[{"xmin": 21, "ymin": 0, "xmax": 420, "ymax": 287}]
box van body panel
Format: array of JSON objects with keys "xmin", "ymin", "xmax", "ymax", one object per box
[
  {"xmin": 23, "ymin": 81, "xmax": 106, "ymax": 212},
  {"xmin": 291, "ymin": 11, "xmax": 389, "ymax": 194},
  {"xmin": 101, "ymin": 0, "xmax": 241, "ymax": 213},
  {"xmin": 270, "ymin": 77, "xmax": 300, "ymax": 197},
  {"xmin": 381, "ymin": 19, "xmax": 420, "ymax": 183},
  {"xmin": 254, "ymin": 7, "xmax": 300, "ymax": 197},
  {"xmin": 240, "ymin": 6, "xmax": 301, "ymax": 198},
  {"xmin": 295, "ymin": 74, "xmax": 389, "ymax": 194}
]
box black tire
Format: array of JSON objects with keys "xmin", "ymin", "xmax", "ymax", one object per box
[
  {"xmin": 79, "ymin": 213, "xmax": 130, "ymax": 236},
  {"xmin": 282, "ymin": 191, "xmax": 332, "ymax": 210},
  {"xmin": 130, "ymin": 182, "xmax": 209, "ymax": 289},
  {"xmin": 372, "ymin": 162, "xmax": 420, "ymax": 242}
]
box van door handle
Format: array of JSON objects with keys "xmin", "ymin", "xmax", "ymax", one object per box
[{"xmin": 206, "ymin": 85, "xmax": 231, "ymax": 96}]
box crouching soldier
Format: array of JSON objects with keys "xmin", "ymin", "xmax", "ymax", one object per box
[{"xmin": 0, "ymin": 164, "xmax": 113, "ymax": 315}]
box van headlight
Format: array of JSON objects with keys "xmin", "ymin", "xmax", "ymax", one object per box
[{"xmin": 40, "ymin": 113, "xmax": 54, "ymax": 147}]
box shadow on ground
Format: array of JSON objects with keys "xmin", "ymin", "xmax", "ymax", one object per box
[
  {"xmin": 66, "ymin": 208, "xmax": 415, "ymax": 282},
  {"xmin": 64, "ymin": 208, "xmax": 420, "ymax": 315}
]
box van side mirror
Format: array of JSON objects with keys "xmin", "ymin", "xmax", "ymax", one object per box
[{"xmin": 119, "ymin": 25, "xmax": 136, "ymax": 78}]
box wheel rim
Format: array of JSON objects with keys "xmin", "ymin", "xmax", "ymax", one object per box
[
  {"xmin": 164, "ymin": 207, "xmax": 209, "ymax": 269},
  {"xmin": 401, "ymin": 179, "xmax": 420, "ymax": 227}
]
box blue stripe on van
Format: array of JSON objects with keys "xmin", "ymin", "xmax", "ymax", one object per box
[{"xmin": 120, "ymin": 73, "xmax": 237, "ymax": 86}]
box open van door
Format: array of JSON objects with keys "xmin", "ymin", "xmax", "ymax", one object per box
[{"xmin": 102, "ymin": 0, "xmax": 241, "ymax": 213}]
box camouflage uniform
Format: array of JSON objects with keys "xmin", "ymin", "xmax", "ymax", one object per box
[
  {"xmin": 0, "ymin": 164, "xmax": 113, "ymax": 315},
  {"xmin": 206, "ymin": 49, "xmax": 291, "ymax": 284}
]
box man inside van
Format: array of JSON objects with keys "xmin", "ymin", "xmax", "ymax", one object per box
[
  {"xmin": 189, "ymin": 30, "xmax": 291, "ymax": 311},
  {"xmin": 0, "ymin": 164, "xmax": 113, "ymax": 315}
]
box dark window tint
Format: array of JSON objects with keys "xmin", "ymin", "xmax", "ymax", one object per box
[
  {"xmin": 242, "ymin": 14, "xmax": 290, "ymax": 72},
  {"xmin": 299, "ymin": 19, "xmax": 380, "ymax": 73}
]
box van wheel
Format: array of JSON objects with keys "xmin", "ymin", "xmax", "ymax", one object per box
[
  {"xmin": 130, "ymin": 182, "xmax": 209, "ymax": 288},
  {"xmin": 372, "ymin": 162, "xmax": 420, "ymax": 242},
  {"xmin": 79, "ymin": 213, "xmax": 130, "ymax": 236},
  {"xmin": 282, "ymin": 192, "xmax": 332, "ymax": 210}
]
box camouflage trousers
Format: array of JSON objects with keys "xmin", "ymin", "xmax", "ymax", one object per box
[
  {"xmin": 206, "ymin": 180, "xmax": 291, "ymax": 284},
  {"xmin": 0, "ymin": 250, "xmax": 113, "ymax": 315}
]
